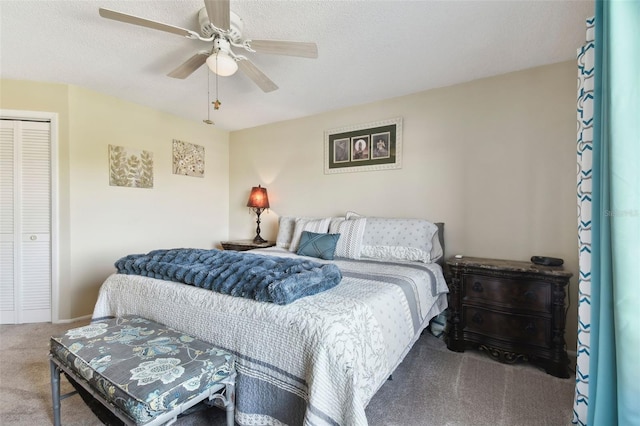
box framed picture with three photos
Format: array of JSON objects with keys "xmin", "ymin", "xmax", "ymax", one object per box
[{"xmin": 324, "ymin": 117, "xmax": 402, "ymax": 174}]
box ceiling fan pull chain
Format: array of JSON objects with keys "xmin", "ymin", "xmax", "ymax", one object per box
[
  {"xmin": 203, "ymin": 71, "xmax": 214, "ymax": 125},
  {"xmin": 214, "ymin": 55, "xmax": 222, "ymax": 110}
]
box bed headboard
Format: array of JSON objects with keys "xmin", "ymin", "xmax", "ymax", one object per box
[{"xmin": 434, "ymin": 222, "xmax": 445, "ymax": 268}]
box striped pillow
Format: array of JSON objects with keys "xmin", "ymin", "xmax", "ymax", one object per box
[
  {"xmin": 289, "ymin": 217, "xmax": 331, "ymax": 252},
  {"xmin": 329, "ymin": 217, "xmax": 367, "ymax": 259}
]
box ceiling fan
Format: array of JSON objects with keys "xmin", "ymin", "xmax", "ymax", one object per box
[{"xmin": 98, "ymin": 0, "xmax": 318, "ymax": 93}]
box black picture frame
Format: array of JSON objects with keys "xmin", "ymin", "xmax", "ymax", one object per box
[{"xmin": 324, "ymin": 117, "xmax": 402, "ymax": 174}]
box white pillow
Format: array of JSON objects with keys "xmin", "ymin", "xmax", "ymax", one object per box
[
  {"xmin": 344, "ymin": 212, "xmax": 439, "ymax": 263},
  {"xmin": 289, "ymin": 217, "xmax": 331, "ymax": 252},
  {"xmin": 276, "ymin": 216, "xmax": 298, "ymax": 249},
  {"xmin": 345, "ymin": 211, "xmax": 362, "ymax": 220},
  {"xmin": 430, "ymin": 232, "xmax": 444, "ymax": 263},
  {"xmin": 329, "ymin": 217, "xmax": 367, "ymax": 259}
]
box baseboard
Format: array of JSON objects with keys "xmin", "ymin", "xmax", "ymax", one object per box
[{"xmin": 53, "ymin": 314, "xmax": 92, "ymax": 324}]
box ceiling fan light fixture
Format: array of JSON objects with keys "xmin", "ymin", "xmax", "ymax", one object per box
[{"xmin": 206, "ymin": 51, "xmax": 238, "ymax": 76}]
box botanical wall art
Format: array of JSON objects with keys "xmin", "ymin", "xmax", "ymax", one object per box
[
  {"xmin": 108, "ymin": 145, "xmax": 154, "ymax": 188},
  {"xmin": 324, "ymin": 117, "xmax": 402, "ymax": 174},
  {"xmin": 173, "ymin": 139, "xmax": 205, "ymax": 178}
]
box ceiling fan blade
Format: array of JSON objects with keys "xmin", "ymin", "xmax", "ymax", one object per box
[
  {"xmin": 167, "ymin": 52, "xmax": 209, "ymax": 79},
  {"xmin": 238, "ymin": 60, "xmax": 278, "ymax": 93},
  {"xmin": 249, "ymin": 40, "xmax": 318, "ymax": 58},
  {"xmin": 99, "ymin": 8, "xmax": 200, "ymax": 38},
  {"xmin": 204, "ymin": 0, "xmax": 231, "ymax": 31}
]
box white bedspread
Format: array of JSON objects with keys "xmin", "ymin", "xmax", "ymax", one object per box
[{"xmin": 92, "ymin": 248, "xmax": 448, "ymax": 426}]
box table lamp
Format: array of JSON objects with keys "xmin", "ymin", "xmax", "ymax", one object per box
[{"xmin": 246, "ymin": 185, "xmax": 270, "ymax": 243}]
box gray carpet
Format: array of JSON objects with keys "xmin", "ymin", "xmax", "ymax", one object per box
[{"xmin": 0, "ymin": 321, "xmax": 575, "ymax": 425}]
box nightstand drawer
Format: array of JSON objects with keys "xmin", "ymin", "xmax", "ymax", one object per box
[
  {"xmin": 462, "ymin": 306, "xmax": 550, "ymax": 348},
  {"xmin": 462, "ymin": 274, "xmax": 551, "ymax": 313}
]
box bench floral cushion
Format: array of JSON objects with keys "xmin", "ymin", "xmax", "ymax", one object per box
[{"xmin": 50, "ymin": 316, "xmax": 234, "ymax": 425}]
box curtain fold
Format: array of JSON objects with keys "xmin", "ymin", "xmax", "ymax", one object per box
[
  {"xmin": 576, "ymin": 1, "xmax": 640, "ymax": 425},
  {"xmin": 588, "ymin": 3, "xmax": 616, "ymax": 419}
]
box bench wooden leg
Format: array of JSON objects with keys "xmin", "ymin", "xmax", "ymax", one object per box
[{"xmin": 50, "ymin": 360, "xmax": 61, "ymax": 426}]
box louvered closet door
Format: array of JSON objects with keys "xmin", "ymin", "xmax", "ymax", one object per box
[
  {"xmin": 0, "ymin": 122, "xmax": 16, "ymax": 323},
  {"xmin": 0, "ymin": 120, "xmax": 51, "ymax": 324}
]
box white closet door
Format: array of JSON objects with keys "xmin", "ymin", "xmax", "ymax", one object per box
[
  {"xmin": 0, "ymin": 123, "xmax": 16, "ymax": 323},
  {"xmin": 0, "ymin": 120, "xmax": 51, "ymax": 324},
  {"xmin": 20, "ymin": 121, "xmax": 51, "ymax": 323}
]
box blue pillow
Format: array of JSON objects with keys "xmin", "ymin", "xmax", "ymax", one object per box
[{"xmin": 296, "ymin": 231, "xmax": 340, "ymax": 260}]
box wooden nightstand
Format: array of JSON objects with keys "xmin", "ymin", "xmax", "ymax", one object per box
[
  {"xmin": 446, "ymin": 256, "xmax": 572, "ymax": 378},
  {"xmin": 220, "ymin": 240, "xmax": 275, "ymax": 251}
]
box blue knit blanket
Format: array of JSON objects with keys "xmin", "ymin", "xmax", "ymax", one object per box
[{"xmin": 114, "ymin": 248, "xmax": 342, "ymax": 305}]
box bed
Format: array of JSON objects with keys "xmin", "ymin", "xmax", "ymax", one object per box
[{"xmin": 92, "ymin": 215, "xmax": 448, "ymax": 426}]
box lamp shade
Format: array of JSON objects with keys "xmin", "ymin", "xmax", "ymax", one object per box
[
  {"xmin": 206, "ymin": 51, "xmax": 238, "ymax": 77},
  {"xmin": 247, "ymin": 185, "xmax": 269, "ymax": 209}
]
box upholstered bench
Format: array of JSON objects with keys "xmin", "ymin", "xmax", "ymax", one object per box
[{"xmin": 49, "ymin": 316, "xmax": 236, "ymax": 426}]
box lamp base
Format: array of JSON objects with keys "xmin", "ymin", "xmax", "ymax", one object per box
[
  {"xmin": 253, "ymin": 235, "xmax": 267, "ymax": 244},
  {"xmin": 252, "ymin": 208, "xmax": 267, "ymax": 245}
]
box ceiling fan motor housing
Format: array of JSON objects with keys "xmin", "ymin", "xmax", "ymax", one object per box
[
  {"xmin": 198, "ymin": 8, "xmax": 244, "ymax": 42},
  {"xmin": 213, "ymin": 38, "xmax": 232, "ymax": 54}
]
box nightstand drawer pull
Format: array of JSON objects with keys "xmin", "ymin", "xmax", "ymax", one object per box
[
  {"xmin": 524, "ymin": 322, "xmax": 536, "ymax": 335},
  {"xmin": 523, "ymin": 290, "xmax": 536, "ymax": 301},
  {"xmin": 472, "ymin": 281, "xmax": 484, "ymax": 292},
  {"xmin": 472, "ymin": 312, "xmax": 484, "ymax": 324}
]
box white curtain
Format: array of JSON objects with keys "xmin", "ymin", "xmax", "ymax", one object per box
[{"xmin": 573, "ymin": 16, "xmax": 594, "ymax": 426}]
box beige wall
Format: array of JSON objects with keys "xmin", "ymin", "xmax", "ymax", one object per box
[
  {"xmin": 1, "ymin": 61, "xmax": 580, "ymax": 351},
  {"xmin": 1, "ymin": 80, "xmax": 230, "ymax": 319},
  {"xmin": 229, "ymin": 60, "xmax": 579, "ymax": 352}
]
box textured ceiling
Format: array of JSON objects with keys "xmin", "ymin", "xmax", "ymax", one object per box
[{"xmin": 1, "ymin": 0, "xmax": 594, "ymax": 131}]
